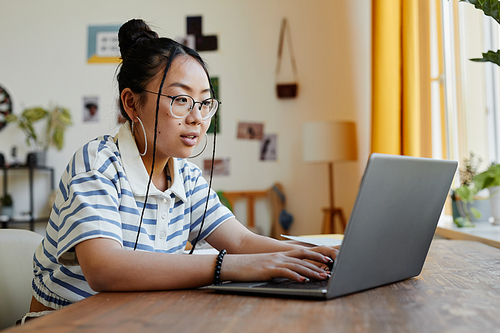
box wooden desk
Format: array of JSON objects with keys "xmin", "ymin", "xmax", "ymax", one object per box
[
  {"xmin": 436, "ymin": 221, "xmax": 500, "ymax": 249},
  {"xmin": 6, "ymin": 240, "xmax": 500, "ymax": 333}
]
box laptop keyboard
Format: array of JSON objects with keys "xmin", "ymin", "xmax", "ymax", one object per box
[{"xmin": 256, "ymin": 278, "xmax": 329, "ymax": 290}]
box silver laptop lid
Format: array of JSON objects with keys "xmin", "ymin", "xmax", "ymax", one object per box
[{"xmin": 327, "ymin": 153, "xmax": 457, "ymax": 298}]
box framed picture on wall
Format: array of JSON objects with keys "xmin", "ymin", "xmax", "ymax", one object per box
[
  {"xmin": 260, "ymin": 134, "xmax": 277, "ymax": 161},
  {"xmin": 87, "ymin": 25, "xmax": 121, "ymax": 64},
  {"xmin": 204, "ymin": 158, "xmax": 230, "ymax": 176},
  {"xmin": 237, "ymin": 122, "xmax": 264, "ymax": 140},
  {"xmin": 83, "ymin": 96, "xmax": 99, "ymax": 122}
]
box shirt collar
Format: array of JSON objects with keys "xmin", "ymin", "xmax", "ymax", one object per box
[
  {"xmin": 117, "ymin": 123, "xmax": 187, "ymax": 202},
  {"xmin": 168, "ymin": 158, "xmax": 188, "ymax": 202}
]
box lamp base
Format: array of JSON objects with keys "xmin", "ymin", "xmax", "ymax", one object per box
[{"xmin": 321, "ymin": 208, "xmax": 347, "ymax": 234}]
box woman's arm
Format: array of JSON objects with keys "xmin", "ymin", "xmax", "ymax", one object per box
[
  {"xmin": 206, "ymin": 218, "xmax": 338, "ymax": 260},
  {"xmin": 75, "ymin": 238, "xmax": 216, "ymax": 292},
  {"xmin": 75, "ymin": 233, "xmax": 333, "ymax": 292}
]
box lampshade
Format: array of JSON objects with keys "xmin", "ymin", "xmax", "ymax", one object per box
[{"xmin": 303, "ymin": 121, "xmax": 357, "ymax": 163}]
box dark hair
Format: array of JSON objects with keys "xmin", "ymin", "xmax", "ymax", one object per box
[{"xmin": 117, "ymin": 19, "xmax": 212, "ymax": 121}]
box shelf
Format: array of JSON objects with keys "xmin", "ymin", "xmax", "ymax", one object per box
[
  {"xmin": 0, "ymin": 217, "xmax": 49, "ymax": 228},
  {"xmin": 1, "ymin": 166, "xmax": 54, "ymax": 231}
]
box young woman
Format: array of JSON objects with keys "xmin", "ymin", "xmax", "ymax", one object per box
[{"xmin": 29, "ymin": 19, "xmax": 338, "ymax": 312}]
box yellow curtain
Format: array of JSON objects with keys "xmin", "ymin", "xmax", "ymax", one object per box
[{"xmin": 371, "ymin": 0, "xmax": 431, "ymax": 157}]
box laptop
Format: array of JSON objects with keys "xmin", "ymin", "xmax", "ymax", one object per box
[{"xmin": 208, "ymin": 153, "xmax": 458, "ymax": 299}]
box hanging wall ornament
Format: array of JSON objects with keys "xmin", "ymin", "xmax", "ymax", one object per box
[{"xmin": 275, "ymin": 18, "xmax": 299, "ymax": 99}]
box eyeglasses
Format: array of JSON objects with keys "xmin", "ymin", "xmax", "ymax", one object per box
[{"xmin": 143, "ymin": 90, "xmax": 220, "ymax": 120}]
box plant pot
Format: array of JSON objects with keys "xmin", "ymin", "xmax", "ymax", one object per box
[
  {"xmin": 452, "ymin": 190, "xmax": 492, "ymax": 224},
  {"xmin": 27, "ymin": 150, "xmax": 47, "ymax": 167},
  {"xmin": 35, "ymin": 150, "xmax": 47, "ymax": 166},
  {"xmin": 488, "ymin": 186, "xmax": 500, "ymax": 225},
  {"xmin": 0, "ymin": 206, "xmax": 13, "ymax": 218}
]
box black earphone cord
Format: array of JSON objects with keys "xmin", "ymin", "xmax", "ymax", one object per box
[
  {"xmin": 189, "ymin": 116, "xmax": 217, "ymax": 254},
  {"xmin": 133, "ymin": 63, "xmax": 218, "ymax": 254}
]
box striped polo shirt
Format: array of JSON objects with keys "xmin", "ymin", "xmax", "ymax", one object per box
[{"xmin": 32, "ymin": 123, "xmax": 233, "ymax": 309}]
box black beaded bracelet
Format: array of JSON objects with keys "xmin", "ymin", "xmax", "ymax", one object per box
[{"xmin": 213, "ymin": 249, "xmax": 227, "ymax": 285}]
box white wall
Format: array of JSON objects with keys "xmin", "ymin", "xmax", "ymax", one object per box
[{"xmin": 0, "ymin": 0, "xmax": 371, "ymax": 236}]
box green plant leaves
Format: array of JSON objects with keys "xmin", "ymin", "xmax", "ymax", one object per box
[
  {"xmin": 470, "ymin": 206, "xmax": 482, "ymax": 219},
  {"xmin": 0, "ymin": 194, "xmax": 13, "ymax": 207},
  {"xmin": 52, "ymin": 126, "xmax": 65, "ymax": 150},
  {"xmin": 462, "ymin": 0, "xmax": 500, "ymax": 24},
  {"xmin": 4, "ymin": 114, "xmax": 18, "ymax": 123},
  {"xmin": 460, "ymin": 0, "xmax": 500, "ymax": 66},
  {"xmin": 50, "ymin": 107, "xmax": 72, "ymax": 150},
  {"xmin": 216, "ymin": 191, "xmax": 233, "ymax": 212},
  {"xmin": 454, "ymin": 216, "xmax": 475, "ymax": 227},
  {"xmin": 6, "ymin": 106, "xmax": 72, "ymax": 150},
  {"xmin": 455, "ymin": 184, "xmax": 479, "ymax": 203},
  {"xmin": 474, "ymin": 164, "xmax": 500, "ymax": 189},
  {"xmin": 58, "ymin": 108, "xmax": 72, "ymax": 125},
  {"xmin": 6, "ymin": 108, "xmax": 41, "ymax": 147},
  {"xmin": 22, "ymin": 107, "xmax": 48, "ymax": 122},
  {"xmin": 470, "ymin": 50, "xmax": 500, "ymax": 66}
]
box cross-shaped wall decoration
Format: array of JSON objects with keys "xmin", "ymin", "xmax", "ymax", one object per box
[{"xmin": 186, "ymin": 16, "xmax": 218, "ymax": 52}]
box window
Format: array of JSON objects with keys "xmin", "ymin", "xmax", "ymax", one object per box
[{"xmin": 435, "ymin": 0, "xmax": 500, "ymax": 174}]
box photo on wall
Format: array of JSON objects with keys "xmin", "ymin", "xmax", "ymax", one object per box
[
  {"xmin": 87, "ymin": 25, "xmax": 121, "ymax": 64},
  {"xmin": 260, "ymin": 134, "xmax": 277, "ymax": 161},
  {"xmin": 83, "ymin": 96, "xmax": 99, "ymax": 122},
  {"xmin": 204, "ymin": 158, "xmax": 230, "ymax": 176},
  {"xmin": 237, "ymin": 122, "xmax": 264, "ymax": 140}
]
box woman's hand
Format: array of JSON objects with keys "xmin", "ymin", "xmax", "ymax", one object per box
[
  {"xmin": 306, "ymin": 245, "xmax": 340, "ymax": 271},
  {"xmin": 220, "ymin": 248, "xmax": 335, "ymax": 283},
  {"xmin": 206, "ymin": 218, "xmax": 340, "ymax": 283}
]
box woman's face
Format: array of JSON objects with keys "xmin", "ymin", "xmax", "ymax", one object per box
[{"xmin": 135, "ymin": 55, "xmax": 212, "ymax": 161}]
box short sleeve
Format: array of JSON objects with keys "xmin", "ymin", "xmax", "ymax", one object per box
[{"xmin": 56, "ymin": 172, "xmax": 124, "ymax": 265}]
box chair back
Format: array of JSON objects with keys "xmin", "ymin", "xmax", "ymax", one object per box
[{"xmin": 0, "ymin": 229, "xmax": 43, "ymax": 330}]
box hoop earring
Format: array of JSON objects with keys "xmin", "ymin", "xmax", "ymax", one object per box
[
  {"xmin": 131, "ymin": 117, "xmax": 147, "ymax": 156},
  {"xmin": 188, "ymin": 135, "xmax": 208, "ymax": 158}
]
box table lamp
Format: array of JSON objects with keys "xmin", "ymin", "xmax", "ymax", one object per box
[{"xmin": 303, "ymin": 121, "xmax": 357, "ymax": 233}]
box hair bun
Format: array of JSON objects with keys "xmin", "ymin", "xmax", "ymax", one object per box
[{"xmin": 119, "ymin": 19, "xmax": 159, "ymax": 58}]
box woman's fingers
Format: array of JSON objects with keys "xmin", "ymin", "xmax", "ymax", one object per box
[
  {"xmin": 285, "ymin": 248, "xmax": 335, "ymax": 272},
  {"xmin": 221, "ymin": 249, "xmax": 334, "ymax": 283},
  {"xmin": 286, "ymin": 248, "xmax": 334, "ymax": 263},
  {"xmin": 274, "ymin": 258, "xmax": 330, "ymax": 282},
  {"xmin": 307, "ymin": 246, "xmax": 339, "ymax": 264}
]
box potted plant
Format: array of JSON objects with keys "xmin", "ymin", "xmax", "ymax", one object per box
[
  {"xmin": 450, "ymin": 153, "xmax": 488, "ymax": 227},
  {"xmin": 0, "ymin": 193, "xmax": 13, "ymax": 218},
  {"xmin": 457, "ymin": 0, "xmax": 500, "ymax": 224},
  {"xmin": 5, "ymin": 105, "xmax": 72, "ymax": 165},
  {"xmin": 473, "ymin": 163, "xmax": 500, "ymax": 224}
]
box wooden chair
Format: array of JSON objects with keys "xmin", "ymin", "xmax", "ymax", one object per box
[
  {"xmin": 321, "ymin": 207, "xmax": 347, "ymax": 234},
  {"xmin": 221, "ymin": 182, "xmax": 288, "ymax": 239}
]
